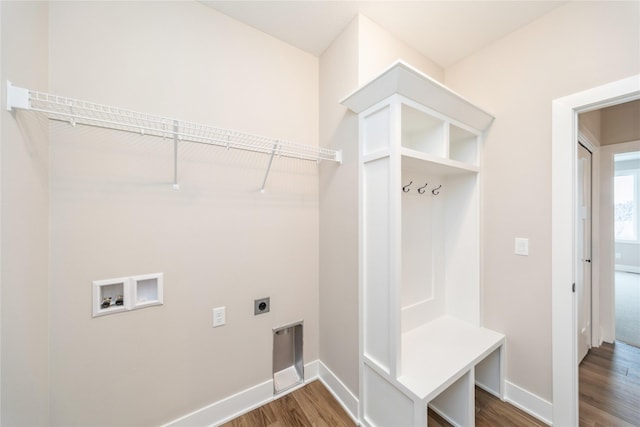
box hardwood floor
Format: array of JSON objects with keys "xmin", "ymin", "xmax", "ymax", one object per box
[
  {"xmin": 225, "ymin": 345, "xmax": 640, "ymax": 427},
  {"xmin": 223, "ymin": 381, "xmax": 543, "ymax": 427},
  {"xmin": 427, "ymin": 387, "xmax": 545, "ymax": 427},
  {"xmin": 221, "ymin": 380, "xmax": 356, "ymax": 427},
  {"xmin": 579, "ymin": 341, "xmax": 640, "ymax": 427}
]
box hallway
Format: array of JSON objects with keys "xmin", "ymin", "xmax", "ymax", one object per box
[
  {"xmin": 615, "ymin": 271, "xmax": 640, "ymax": 348},
  {"xmin": 579, "ymin": 341, "xmax": 640, "ymax": 426}
]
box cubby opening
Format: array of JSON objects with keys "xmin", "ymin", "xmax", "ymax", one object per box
[
  {"xmin": 400, "ymin": 167, "xmax": 445, "ymax": 332},
  {"xmin": 400, "ymin": 162, "xmax": 480, "ymax": 333},
  {"xmin": 401, "ymin": 104, "xmax": 445, "ymax": 157},
  {"xmin": 429, "ymin": 371, "xmax": 473, "ymax": 427},
  {"xmin": 449, "ymin": 124, "xmax": 478, "ymax": 165},
  {"xmin": 475, "ymin": 347, "xmax": 503, "ymax": 397}
]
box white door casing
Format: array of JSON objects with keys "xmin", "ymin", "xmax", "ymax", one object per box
[{"xmin": 552, "ymin": 74, "xmax": 640, "ymax": 427}]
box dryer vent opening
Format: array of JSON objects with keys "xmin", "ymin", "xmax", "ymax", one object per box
[{"xmin": 273, "ymin": 321, "xmax": 303, "ymax": 394}]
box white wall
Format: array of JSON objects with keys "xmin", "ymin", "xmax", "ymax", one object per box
[
  {"xmin": 47, "ymin": 2, "xmax": 320, "ymax": 425},
  {"xmin": 319, "ymin": 14, "xmax": 443, "ymax": 399},
  {"xmin": 579, "ymin": 109, "xmax": 602, "ymax": 146},
  {"xmin": 445, "ymin": 1, "xmax": 639, "ymax": 401},
  {"xmin": 357, "ymin": 15, "xmax": 443, "ymax": 84},
  {"xmin": 601, "ymin": 100, "xmax": 640, "ymax": 145},
  {"xmin": 0, "ymin": 1, "xmax": 50, "ymax": 425},
  {"xmin": 318, "ymin": 15, "xmax": 361, "ymax": 399}
]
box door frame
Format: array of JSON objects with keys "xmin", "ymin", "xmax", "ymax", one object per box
[{"xmin": 551, "ymin": 74, "xmax": 640, "ymax": 426}]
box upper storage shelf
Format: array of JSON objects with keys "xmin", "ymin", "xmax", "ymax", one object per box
[
  {"xmin": 6, "ymin": 81, "xmax": 342, "ymax": 192},
  {"xmin": 341, "ymin": 61, "xmax": 493, "ymax": 175},
  {"xmin": 340, "ymin": 60, "xmax": 494, "ymax": 132}
]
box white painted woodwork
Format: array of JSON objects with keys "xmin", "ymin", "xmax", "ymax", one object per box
[
  {"xmin": 343, "ymin": 61, "xmax": 503, "ymax": 426},
  {"xmin": 429, "ymin": 370, "xmax": 474, "ymax": 427},
  {"xmin": 340, "ymin": 61, "xmax": 494, "ymax": 130},
  {"xmin": 399, "ymin": 317, "xmax": 503, "ymax": 402}
]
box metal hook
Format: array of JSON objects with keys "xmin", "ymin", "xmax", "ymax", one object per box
[
  {"xmin": 432, "ymin": 184, "xmax": 442, "ymax": 195},
  {"xmin": 402, "ymin": 181, "xmax": 412, "ymax": 193},
  {"xmin": 418, "ymin": 182, "xmax": 428, "ymax": 194}
]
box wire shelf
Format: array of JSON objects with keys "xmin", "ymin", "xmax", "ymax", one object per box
[{"xmin": 6, "ymin": 81, "xmax": 342, "ymax": 191}]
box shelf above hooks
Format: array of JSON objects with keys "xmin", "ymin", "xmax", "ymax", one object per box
[{"xmin": 6, "ymin": 81, "xmax": 342, "ymax": 191}]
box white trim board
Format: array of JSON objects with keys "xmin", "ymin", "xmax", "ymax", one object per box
[
  {"xmin": 318, "ymin": 362, "xmax": 360, "ymax": 425},
  {"xmin": 162, "ymin": 360, "xmax": 359, "ymax": 427},
  {"xmin": 504, "ymin": 381, "xmax": 553, "ymax": 426},
  {"xmin": 162, "ymin": 356, "xmax": 556, "ymax": 427}
]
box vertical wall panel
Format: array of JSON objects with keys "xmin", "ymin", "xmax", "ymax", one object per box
[{"xmin": 363, "ymin": 157, "xmax": 391, "ymax": 370}]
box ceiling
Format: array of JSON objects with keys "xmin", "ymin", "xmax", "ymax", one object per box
[{"xmin": 201, "ymin": 1, "xmax": 568, "ymax": 68}]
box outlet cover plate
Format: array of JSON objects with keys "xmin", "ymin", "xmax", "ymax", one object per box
[{"xmin": 515, "ymin": 237, "xmax": 529, "ymax": 256}]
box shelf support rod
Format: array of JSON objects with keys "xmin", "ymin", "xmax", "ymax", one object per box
[
  {"xmin": 260, "ymin": 141, "xmax": 279, "ymax": 193},
  {"xmin": 173, "ymin": 120, "xmax": 179, "ymax": 190}
]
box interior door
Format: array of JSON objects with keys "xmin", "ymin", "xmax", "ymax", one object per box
[{"xmin": 577, "ymin": 143, "xmax": 592, "ymax": 363}]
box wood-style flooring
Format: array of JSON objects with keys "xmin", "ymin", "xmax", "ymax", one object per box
[
  {"xmin": 222, "ymin": 381, "xmax": 542, "ymax": 427},
  {"xmin": 224, "ymin": 343, "xmax": 640, "ymax": 427},
  {"xmin": 427, "ymin": 387, "xmax": 545, "ymax": 427},
  {"xmin": 221, "ymin": 380, "xmax": 355, "ymax": 427},
  {"xmin": 579, "ymin": 341, "xmax": 640, "ymax": 427}
]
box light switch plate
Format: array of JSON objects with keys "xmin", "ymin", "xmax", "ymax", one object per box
[
  {"xmin": 213, "ymin": 307, "xmax": 226, "ymax": 327},
  {"xmin": 515, "ymin": 238, "xmax": 529, "ymax": 256}
]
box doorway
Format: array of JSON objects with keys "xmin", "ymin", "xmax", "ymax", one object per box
[
  {"xmin": 577, "ymin": 142, "xmax": 592, "ymax": 363},
  {"xmin": 613, "ymin": 150, "xmax": 640, "ymax": 348},
  {"xmin": 551, "ymin": 74, "xmax": 640, "ymax": 426}
]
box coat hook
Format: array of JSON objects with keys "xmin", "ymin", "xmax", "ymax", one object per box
[
  {"xmin": 432, "ymin": 184, "xmax": 442, "ymax": 195},
  {"xmin": 418, "ymin": 182, "xmax": 428, "ymax": 194},
  {"xmin": 402, "ymin": 181, "xmax": 412, "ymax": 193}
]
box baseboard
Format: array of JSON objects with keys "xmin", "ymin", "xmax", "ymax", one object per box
[
  {"xmin": 164, "ymin": 365, "xmax": 553, "ymax": 427},
  {"xmin": 163, "ymin": 360, "xmax": 321, "ymax": 427},
  {"xmin": 317, "ymin": 360, "xmax": 360, "ymax": 424},
  {"xmin": 504, "ymin": 380, "xmax": 553, "ymax": 426}
]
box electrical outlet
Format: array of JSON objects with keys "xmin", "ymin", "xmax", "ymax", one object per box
[
  {"xmin": 254, "ymin": 297, "xmax": 270, "ymax": 315},
  {"xmin": 213, "ymin": 306, "xmax": 225, "ymax": 327}
]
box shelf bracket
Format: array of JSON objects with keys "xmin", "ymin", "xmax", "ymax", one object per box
[
  {"xmin": 172, "ymin": 120, "xmax": 180, "ymax": 190},
  {"xmin": 260, "ymin": 141, "xmax": 279, "ymax": 193},
  {"xmin": 6, "ymin": 81, "xmax": 30, "ymax": 111}
]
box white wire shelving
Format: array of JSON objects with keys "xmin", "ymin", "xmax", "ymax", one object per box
[{"xmin": 6, "ymin": 81, "xmax": 342, "ymax": 192}]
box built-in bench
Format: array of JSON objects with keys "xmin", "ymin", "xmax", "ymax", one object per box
[{"xmin": 399, "ymin": 316, "xmax": 505, "ymax": 426}]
